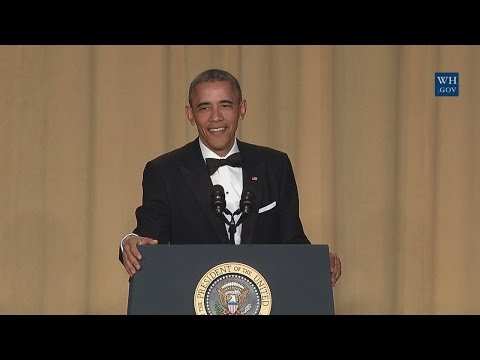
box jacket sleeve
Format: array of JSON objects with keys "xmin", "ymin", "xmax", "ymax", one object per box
[
  {"xmin": 133, "ymin": 160, "xmax": 172, "ymax": 243},
  {"xmin": 277, "ymin": 153, "xmax": 310, "ymax": 244}
]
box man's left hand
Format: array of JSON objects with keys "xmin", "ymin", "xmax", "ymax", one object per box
[{"xmin": 329, "ymin": 252, "xmax": 342, "ymax": 287}]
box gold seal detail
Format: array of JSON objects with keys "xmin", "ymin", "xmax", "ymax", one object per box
[{"xmin": 194, "ymin": 262, "xmax": 272, "ymax": 315}]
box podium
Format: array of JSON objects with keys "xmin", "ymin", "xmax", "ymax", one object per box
[{"xmin": 127, "ymin": 244, "xmax": 335, "ymax": 315}]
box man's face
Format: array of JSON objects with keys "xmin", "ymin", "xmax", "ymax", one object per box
[{"xmin": 186, "ymin": 81, "xmax": 246, "ymax": 157}]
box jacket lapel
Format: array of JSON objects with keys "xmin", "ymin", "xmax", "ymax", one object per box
[
  {"xmin": 237, "ymin": 141, "xmax": 263, "ymax": 244},
  {"xmin": 180, "ymin": 139, "xmax": 230, "ymax": 244}
]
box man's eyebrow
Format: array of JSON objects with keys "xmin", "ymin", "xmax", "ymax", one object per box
[
  {"xmin": 196, "ymin": 101, "xmax": 211, "ymax": 108},
  {"xmin": 196, "ymin": 100, "xmax": 234, "ymax": 108}
]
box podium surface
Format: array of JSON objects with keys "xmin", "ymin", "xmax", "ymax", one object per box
[{"xmin": 127, "ymin": 244, "xmax": 334, "ymax": 315}]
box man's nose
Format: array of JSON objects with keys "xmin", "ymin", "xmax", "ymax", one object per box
[{"xmin": 211, "ymin": 106, "xmax": 223, "ymax": 121}]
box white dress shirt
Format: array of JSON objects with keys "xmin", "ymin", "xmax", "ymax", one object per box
[{"xmin": 199, "ymin": 138, "xmax": 243, "ymax": 245}]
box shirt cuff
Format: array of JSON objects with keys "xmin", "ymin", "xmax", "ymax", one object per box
[{"xmin": 120, "ymin": 233, "xmax": 138, "ymax": 252}]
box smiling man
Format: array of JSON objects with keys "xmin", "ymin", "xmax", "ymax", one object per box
[
  {"xmin": 186, "ymin": 77, "xmax": 246, "ymax": 157},
  {"xmin": 119, "ymin": 68, "xmax": 342, "ymax": 287}
]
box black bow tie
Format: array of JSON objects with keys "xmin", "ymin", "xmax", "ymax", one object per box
[{"xmin": 205, "ymin": 152, "xmax": 242, "ymax": 175}]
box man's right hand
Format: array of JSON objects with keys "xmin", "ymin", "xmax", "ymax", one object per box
[{"xmin": 122, "ymin": 236, "xmax": 158, "ymax": 277}]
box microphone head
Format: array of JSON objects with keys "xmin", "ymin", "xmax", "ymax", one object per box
[
  {"xmin": 211, "ymin": 184, "xmax": 226, "ymax": 215},
  {"xmin": 240, "ymin": 188, "xmax": 256, "ymax": 214}
]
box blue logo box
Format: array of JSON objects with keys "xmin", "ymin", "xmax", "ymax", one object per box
[{"xmin": 435, "ymin": 72, "xmax": 459, "ymax": 96}]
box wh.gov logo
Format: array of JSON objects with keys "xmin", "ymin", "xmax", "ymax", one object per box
[{"xmin": 435, "ymin": 72, "xmax": 459, "ymax": 96}]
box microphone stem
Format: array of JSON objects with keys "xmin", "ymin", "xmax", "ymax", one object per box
[
  {"xmin": 217, "ymin": 211, "xmax": 236, "ymax": 245},
  {"xmin": 218, "ymin": 208, "xmax": 250, "ymax": 245},
  {"xmin": 228, "ymin": 211, "xmax": 237, "ymax": 245},
  {"xmin": 236, "ymin": 213, "xmax": 246, "ymax": 227}
]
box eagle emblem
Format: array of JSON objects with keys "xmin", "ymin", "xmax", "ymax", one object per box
[
  {"xmin": 194, "ymin": 262, "xmax": 271, "ymax": 315},
  {"xmin": 215, "ymin": 281, "xmax": 251, "ymax": 315}
]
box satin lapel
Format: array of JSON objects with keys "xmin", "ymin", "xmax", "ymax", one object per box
[
  {"xmin": 238, "ymin": 141, "xmax": 263, "ymax": 244},
  {"xmin": 180, "ymin": 140, "xmax": 230, "ymax": 244}
]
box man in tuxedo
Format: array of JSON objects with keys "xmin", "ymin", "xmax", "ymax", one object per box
[{"xmin": 119, "ymin": 68, "xmax": 342, "ymax": 286}]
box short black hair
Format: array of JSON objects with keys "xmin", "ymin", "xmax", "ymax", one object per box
[{"xmin": 188, "ymin": 69, "xmax": 242, "ymax": 106}]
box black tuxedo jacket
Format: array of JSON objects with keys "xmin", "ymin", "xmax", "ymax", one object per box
[{"xmin": 132, "ymin": 138, "xmax": 310, "ymax": 245}]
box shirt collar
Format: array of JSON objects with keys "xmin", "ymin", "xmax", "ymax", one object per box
[{"xmin": 199, "ymin": 138, "xmax": 239, "ymax": 161}]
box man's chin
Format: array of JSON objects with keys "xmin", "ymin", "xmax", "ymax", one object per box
[{"xmin": 206, "ymin": 141, "xmax": 233, "ymax": 156}]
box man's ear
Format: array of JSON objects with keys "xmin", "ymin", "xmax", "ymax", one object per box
[
  {"xmin": 185, "ymin": 106, "xmax": 195, "ymax": 126},
  {"xmin": 239, "ymin": 99, "xmax": 247, "ymax": 121}
]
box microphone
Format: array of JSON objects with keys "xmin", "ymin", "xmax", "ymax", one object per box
[
  {"xmin": 210, "ymin": 185, "xmax": 256, "ymax": 245},
  {"xmin": 211, "ymin": 184, "xmax": 235, "ymax": 244},
  {"xmin": 235, "ymin": 188, "xmax": 256, "ymax": 228},
  {"xmin": 240, "ymin": 188, "xmax": 256, "ymax": 214},
  {"xmin": 211, "ymin": 184, "xmax": 226, "ymax": 215}
]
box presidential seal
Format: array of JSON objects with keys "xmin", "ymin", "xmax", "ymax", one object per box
[{"xmin": 194, "ymin": 262, "xmax": 272, "ymax": 315}]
